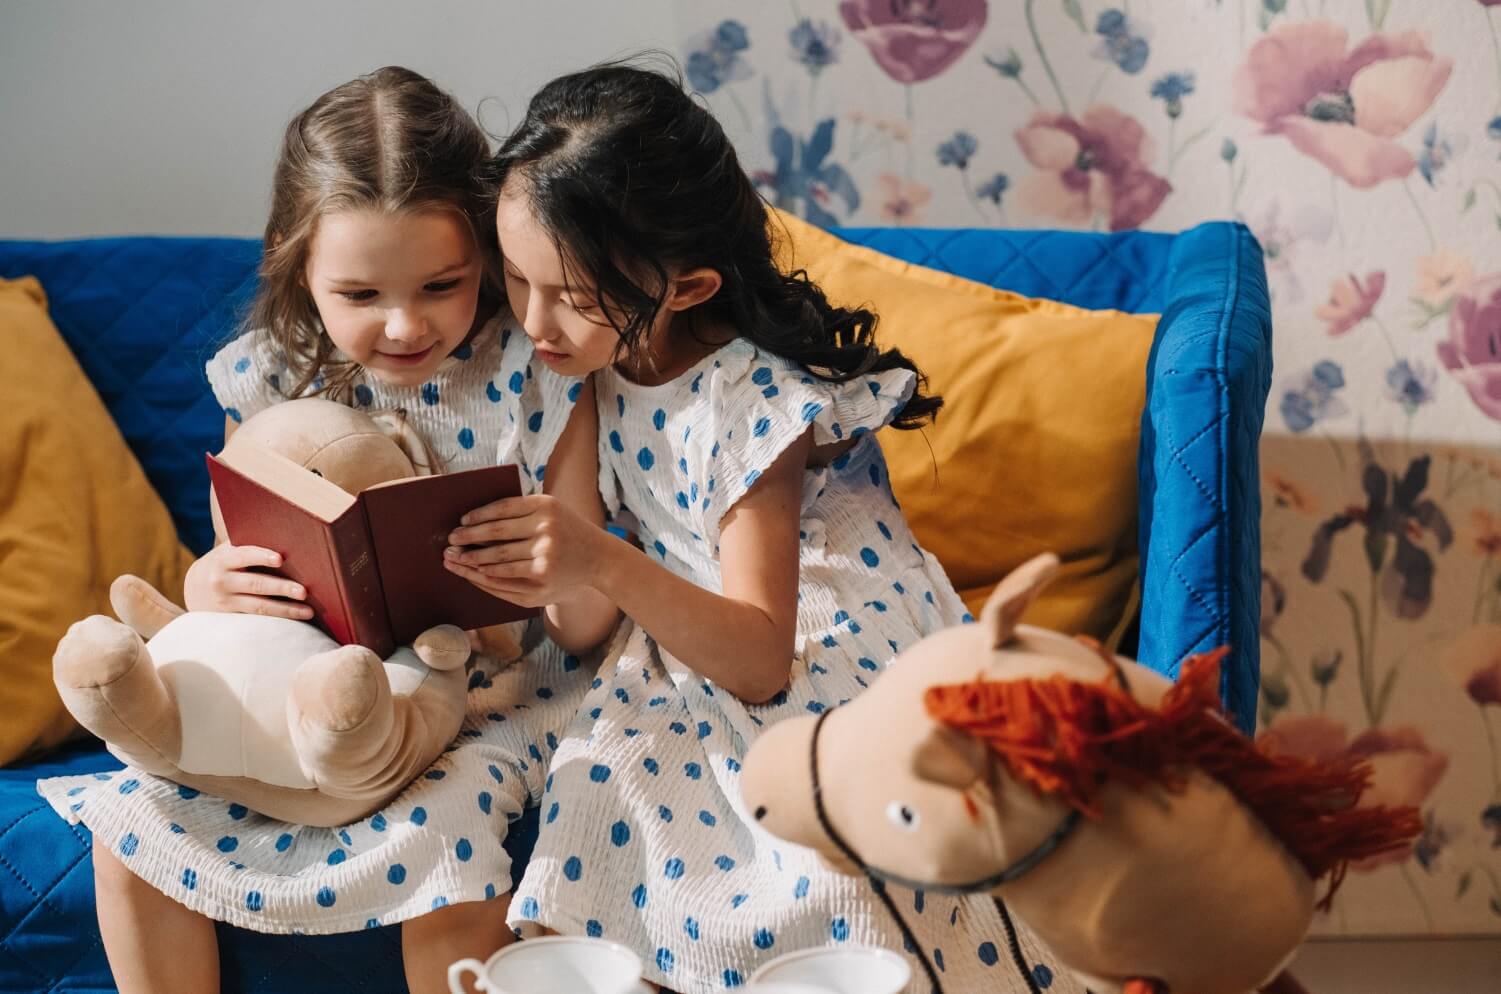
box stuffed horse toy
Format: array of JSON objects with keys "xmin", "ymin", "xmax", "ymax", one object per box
[{"xmin": 741, "ymin": 554, "xmax": 1421, "ymax": 994}]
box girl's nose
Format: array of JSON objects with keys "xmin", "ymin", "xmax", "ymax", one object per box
[{"xmin": 385, "ymin": 308, "xmax": 427, "ymax": 343}]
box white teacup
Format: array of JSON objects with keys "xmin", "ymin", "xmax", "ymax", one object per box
[
  {"xmin": 447, "ymin": 936, "xmax": 652, "ymax": 994},
  {"xmin": 749, "ymin": 945, "xmax": 912, "ymax": 994}
]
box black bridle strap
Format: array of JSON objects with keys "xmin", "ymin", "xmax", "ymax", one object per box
[
  {"xmin": 809, "ymin": 709, "xmax": 944, "ymax": 994},
  {"xmin": 808, "ymin": 709, "xmax": 1076, "ymax": 994}
]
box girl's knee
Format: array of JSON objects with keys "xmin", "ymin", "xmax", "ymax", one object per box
[{"xmin": 92, "ymin": 838, "xmax": 138, "ymax": 891}]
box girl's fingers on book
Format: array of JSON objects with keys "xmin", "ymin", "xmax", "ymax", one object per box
[
  {"xmin": 444, "ymin": 541, "xmax": 530, "ymax": 567},
  {"xmin": 448, "ymin": 517, "xmax": 531, "ymax": 546},
  {"xmin": 443, "ymin": 560, "xmax": 543, "ymax": 605},
  {"xmin": 226, "ymin": 545, "xmax": 284, "ymax": 569},
  {"xmin": 230, "ymin": 595, "xmax": 315, "ymax": 621},
  {"xmin": 457, "ymin": 496, "xmax": 533, "ymax": 526},
  {"xmin": 231, "ymin": 572, "xmax": 306, "ymax": 601}
]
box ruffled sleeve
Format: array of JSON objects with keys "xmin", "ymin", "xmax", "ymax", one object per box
[
  {"xmin": 491, "ymin": 318, "xmax": 585, "ymax": 496},
  {"xmin": 692, "ymin": 343, "xmax": 915, "ymax": 546},
  {"xmin": 203, "ymin": 329, "xmax": 294, "ymax": 424}
]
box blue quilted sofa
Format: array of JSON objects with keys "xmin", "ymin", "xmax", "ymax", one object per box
[{"xmin": 0, "ymin": 221, "xmax": 1271, "ymax": 994}]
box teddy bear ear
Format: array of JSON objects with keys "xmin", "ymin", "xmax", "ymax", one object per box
[
  {"xmin": 979, "ymin": 553, "xmax": 1061, "ymax": 649},
  {"xmin": 367, "ymin": 409, "xmax": 438, "ymax": 477}
]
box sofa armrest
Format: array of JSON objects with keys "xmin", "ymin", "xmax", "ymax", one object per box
[{"xmin": 1136, "ymin": 221, "xmax": 1273, "ymax": 732}]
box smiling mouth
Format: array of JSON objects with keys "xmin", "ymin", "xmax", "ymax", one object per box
[{"xmin": 380, "ymin": 345, "xmax": 435, "ymax": 364}]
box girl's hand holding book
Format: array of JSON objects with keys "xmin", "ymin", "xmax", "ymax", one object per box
[
  {"xmin": 443, "ymin": 493, "xmax": 606, "ymax": 609},
  {"xmin": 183, "ymin": 542, "xmax": 313, "ymax": 620}
]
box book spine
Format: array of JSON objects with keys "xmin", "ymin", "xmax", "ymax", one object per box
[{"xmin": 326, "ymin": 510, "xmax": 396, "ymax": 658}]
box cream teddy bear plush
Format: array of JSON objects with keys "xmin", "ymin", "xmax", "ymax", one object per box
[{"xmin": 53, "ymin": 398, "xmax": 513, "ymax": 827}]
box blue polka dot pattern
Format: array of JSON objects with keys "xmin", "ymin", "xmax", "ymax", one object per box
[
  {"xmin": 118, "ymin": 833, "xmax": 139, "ymax": 857},
  {"xmin": 458, "ymin": 427, "xmax": 475, "ymax": 449},
  {"xmin": 590, "ymin": 764, "xmax": 612, "ymax": 783},
  {"xmin": 587, "ymin": 919, "xmax": 603, "ymax": 937},
  {"xmin": 387, "ymin": 864, "xmax": 407, "ymax": 886},
  {"xmin": 216, "ymin": 836, "xmax": 238, "ymax": 853},
  {"xmin": 632, "ymin": 883, "xmax": 648, "ymax": 909},
  {"xmin": 564, "ymin": 856, "xmax": 582, "ymax": 881},
  {"xmin": 518, "ymin": 896, "xmax": 539, "ymax": 919},
  {"xmin": 637, "ymin": 448, "xmax": 655, "ymax": 471},
  {"xmin": 245, "ymin": 891, "xmax": 264, "ymax": 912},
  {"xmin": 723, "ymin": 969, "xmax": 744, "ymax": 987},
  {"xmin": 455, "ymin": 838, "xmax": 473, "ymax": 861},
  {"xmin": 753, "ymin": 928, "xmax": 774, "ymax": 950},
  {"xmin": 316, "ymin": 886, "xmax": 336, "ymax": 908},
  {"xmin": 831, "ymin": 917, "xmax": 849, "ymax": 941},
  {"xmin": 656, "ymin": 948, "xmax": 675, "ymax": 973},
  {"xmin": 664, "ymin": 858, "xmax": 685, "ymax": 880},
  {"xmin": 421, "ymin": 383, "xmax": 440, "ymax": 406},
  {"xmin": 176, "ymin": 785, "xmax": 199, "ymax": 800},
  {"xmin": 978, "ymin": 942, "xmax": 999, "ymax": 966},
  {"xmin": 1033, "ymin": 964, "xmax": 1054, "ymax": 988},
  {"xmin": 327, "ymin": 849, "xmax": 346, "ymax": 866},
  {"xmin": 182, "ymin": 868, "xmax": 197, "ymax": 890},
  {"xmin": 611, "ymin": 821, "xmax": 632, "ymax": 847},
  {"xmin": 275, "ymin": 833, "xmax": 293, "ymax": 852}
]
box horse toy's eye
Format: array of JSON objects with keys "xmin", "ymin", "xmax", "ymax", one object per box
[{"xmin": 885, "ymin": 801, "xmax": 920, "ymax": 832}]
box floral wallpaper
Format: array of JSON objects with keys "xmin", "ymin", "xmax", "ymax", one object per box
[{"xmin": 675, "ymin": 0, "xmax": 1501, "ymax": 936}]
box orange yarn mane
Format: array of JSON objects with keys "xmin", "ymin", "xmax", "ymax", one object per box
[{"xmin": 922, "ymin": 647, "xmax": 1422, "ymax": 908}]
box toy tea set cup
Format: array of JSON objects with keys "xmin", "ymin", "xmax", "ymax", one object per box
[{"xmin": 447, "ymin": 937, "xmax": 909, "ymax": 994}]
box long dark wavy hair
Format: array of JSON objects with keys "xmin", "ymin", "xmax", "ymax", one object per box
[
  {"xmin": 246, "ymin": 66, "xmax": 500, "ymax": 401},
  {"xmin": 487, "ymin": 61, "xmax": 940, "ymax": 429}
]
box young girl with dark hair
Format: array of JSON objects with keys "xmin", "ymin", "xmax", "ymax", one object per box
[{"xmin": 446, "ymin": 63, "xmax": 1058, "ymax": 992}]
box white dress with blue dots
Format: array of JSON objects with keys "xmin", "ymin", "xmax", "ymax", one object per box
[
  {"xmin": 36, "ymin": 314, "xmax": 603, "ymax": 934},
  {"xmin": 509, "ymin": 338, "xmax": 1078, "ymax": 994}
]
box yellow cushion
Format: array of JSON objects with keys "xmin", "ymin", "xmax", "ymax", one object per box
[
  {"xmin": 770, "ymin": 211, "xmax": 1157, "ymax": 640},
  {"xmin": 0, "ymin": 277, "xmax": 196, "ymax": 766}
]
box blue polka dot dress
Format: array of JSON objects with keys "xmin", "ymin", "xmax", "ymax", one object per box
[
  {"xmin": 36, "ymin": 314, "xmax": 603, "ymax": 934},
  {"xmin": 510, "ymin": 339, "xmax": 1078, "ymax": 993}
]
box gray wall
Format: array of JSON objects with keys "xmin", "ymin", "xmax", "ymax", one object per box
[{"xmin": 0, "ymin": 0, "xmax": 676, "ymax": 237}]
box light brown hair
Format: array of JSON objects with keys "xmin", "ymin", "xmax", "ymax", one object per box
[{"xmin": 247, "ymin": 66, "xmax": 499, "ymax": 400}]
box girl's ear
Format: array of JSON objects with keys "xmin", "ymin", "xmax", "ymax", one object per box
[{"xmin": 664, "ymin": 266, "xmax": 722, "ymax": 312}]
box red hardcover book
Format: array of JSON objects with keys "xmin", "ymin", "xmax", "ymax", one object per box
[{"xmin": 206, "ymin": 445, "xmax": 535, "ymax": 657}]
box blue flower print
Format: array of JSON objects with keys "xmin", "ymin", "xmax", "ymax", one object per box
[
  {"xmin": 1385, "ymin": 359, "xmax": 1436, "ymax": 415},
  {"xmin": 1417, "ymin": 121, "xmax": 1460, "ymax": 187},
  {"xmin": 1094, "ymin": 9, "xmax": 1150, "ymax": 74},
  {"xmin": 686, "ymin": 20, "xmax": 752, "ymax": 94},
  {"xmin": 754, "ymin": 118, "xmax": 860, "ymax": 228},
  {"xmin": 789, "ymin": 18, "xmax": 840, "ymax": 74},
  {"xmin": 1150, "ymin": 71, "xmax": 1195, "ymax": 119},
  {"xmin": 936, "ymin": 131, "xmax": 978, "ymax": 170},
  {"xmin": 1280, "ymin": 360, "xmax": 1348, "ymax": 433},
  {"xmin": 976, "ymin": 172, "xmax": 1009, "ymax": 205}
]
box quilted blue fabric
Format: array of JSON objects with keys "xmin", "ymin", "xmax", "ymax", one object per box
[
  {"xmin": 834, "ymin": 222, "xmax": 1270, "ymax": 724},
  {"xmin": 0, "ymin": 223, "xmax": 1269, "ymax": 992}
]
